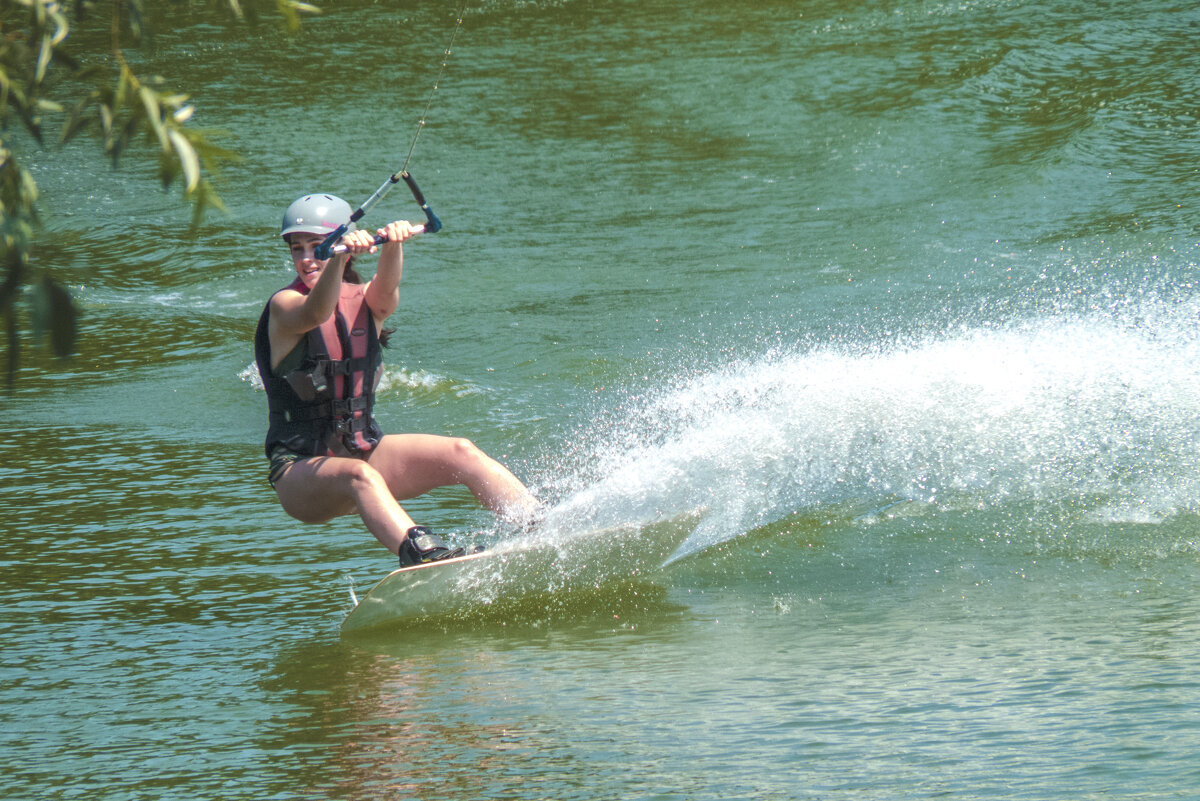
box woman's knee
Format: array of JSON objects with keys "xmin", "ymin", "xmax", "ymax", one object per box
[
  {"xmin": 446, "ymin": 437, "xmax": 491, "ymax": 471},
  {"xmin": 449, "ymin": 436, "xmax": 484, "ymax": 459},
  {"xmin": 343, "ymin": 458, "xmax": 389, "ymax": 495}
]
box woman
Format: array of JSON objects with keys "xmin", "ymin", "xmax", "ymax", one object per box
[{"xmin": 254, "ymin": 193, "xmax": 539, "ymax": 565}]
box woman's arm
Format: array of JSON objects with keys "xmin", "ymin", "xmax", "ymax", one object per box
[
  {"xmin": 272, "ymin": 255, "xmax": 349, "ymax": 332},
  {"xmin": 266, "ymin": 246, "xmax": 351, "ymax": 369},
  {"xmin": 363, "ymin": 220, "xmax": 419, "ymax": 324}
]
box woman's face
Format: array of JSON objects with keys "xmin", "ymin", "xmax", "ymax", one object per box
[{"xmin": 287, "ymin": 233, "xmax": 328, "ymax": 289}]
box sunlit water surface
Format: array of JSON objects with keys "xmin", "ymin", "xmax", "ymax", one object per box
[{"xmin": 5, "ymin": 0, "xmax": 1200, "ymax": 798}]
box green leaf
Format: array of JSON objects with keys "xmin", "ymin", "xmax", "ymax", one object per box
[
  {"xmin": 140, "ymin": 86, "xmax": 168, "ymax": 149},
  {"xmin": 27, "ymin": 278, "xmax": 51, "ymax": 341},
  {"xmin": 61, "ymin": 95, "xmax": 93, "ymax": 142},
  {"xmin": 188, "ymin": 179, "xmax": 227, "ymax": 236},
  {"xmin": 47, "ymin": 4, "xmax": 70, "ymax": 46},
  {"xmin": 99, "ymin": 102, "xmax": 114, "ymax": 140},
  {"xmin": 35, "ymin": 33, "xmax": 53, "ymax": 83},
  {"xmin": 278, "ymin": 0, "xmax": 322, "ymax": 33},
  {"xmin": 167, "ymin": 128, "xmax": 200, "ymax": 193},
  {"xmin": 0, "ymin": 72, "xmax": 10, "ymax": 128},
  {"xmin": 1, "ymin": 0, "xmax": 325, "ymax": 384},
  {"xmin": 40, "ymin": 275, "xmax": 77, "ymax": 358},
  {"xmin": 4, "ymin": 296, "xmax": 17, "ymax": 388}
]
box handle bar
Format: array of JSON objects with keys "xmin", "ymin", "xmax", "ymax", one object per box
[
  {"xmin": 327, "ymin": 224, "xmax": 428, "ymax": 255},
  {"xmin": 315, "ymin": 171, "xmax": 442, "ymax": 260}
]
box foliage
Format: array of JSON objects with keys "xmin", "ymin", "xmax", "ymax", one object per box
[{"xmin": 0, "ymin": 0, "xmax": 319, "ymax": 385}]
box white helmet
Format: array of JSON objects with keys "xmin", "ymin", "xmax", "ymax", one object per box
[{"xmin": 280, "ymin": 194, "xmax": 355, "ymax": 238}]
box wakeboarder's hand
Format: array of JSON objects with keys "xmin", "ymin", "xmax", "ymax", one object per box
[{"xmin": 375, "ymin": 220, "xmax": 418, "ymax": 247}]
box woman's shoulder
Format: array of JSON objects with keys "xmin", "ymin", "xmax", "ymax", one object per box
[{"xmin": 268, "ymin": 284, "xmax": 307, "ymax": 311}]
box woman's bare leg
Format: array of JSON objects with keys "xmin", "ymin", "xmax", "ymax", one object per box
[
  {"xmin": 273, "ymin": 455, "xmax": 417, "ymax": 554},
  {"xmin": 366, "ymin": 433, "xmax": 540, "ymax": 521},
  {"xmin": 271, "ymin": 435, "xmax": 538, "ymax": 556}
]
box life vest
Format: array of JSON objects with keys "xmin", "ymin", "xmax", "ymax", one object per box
[{"xmin": 254, "ymin": 278, "xmax": 384, "ymax": 457}]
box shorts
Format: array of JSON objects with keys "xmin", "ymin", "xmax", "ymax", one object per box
[
  {"xmin": 267, "ymin": 444, "xmax": 303, "ymax": 488},
  {"xmin": 266, "ymin": 437, "xmax": 372, "ymax": 488}
]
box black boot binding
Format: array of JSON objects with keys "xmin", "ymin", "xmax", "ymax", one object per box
[{"xmin": 398, "ymin": 526, "xmax": 466, "ymax": 567}]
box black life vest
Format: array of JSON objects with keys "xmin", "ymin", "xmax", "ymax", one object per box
[{"xmin": 254, "ymin": 278, "xmax": 384, "ymax": 457}]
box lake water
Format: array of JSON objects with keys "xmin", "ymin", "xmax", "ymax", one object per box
[{"xmin": 5, "ymin": 0, "xmax": 1200, "ymax": 798}]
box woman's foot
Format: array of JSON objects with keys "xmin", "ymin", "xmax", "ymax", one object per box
[{"xmin": 398, "ymin": 526, "xmax": 465, "ymax": 566}]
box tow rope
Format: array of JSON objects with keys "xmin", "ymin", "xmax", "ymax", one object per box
[{"xmin": 317, "ymin": 0, "xmax": 469, "ymax": 259}]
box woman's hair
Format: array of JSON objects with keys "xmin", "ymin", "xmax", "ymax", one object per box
[{"xmin": 342, "ymin": 258, "xmax": 365, "ymax": 285}]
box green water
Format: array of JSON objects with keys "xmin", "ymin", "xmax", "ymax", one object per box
[{"xmin": 6, "ymin": 0, "xmax": 1200, "ymax": 798}]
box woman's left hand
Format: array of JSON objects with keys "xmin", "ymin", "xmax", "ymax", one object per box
[
  {"xmin": 340, "ymin": 220, "xmax": 417, "ymax": 254},
  {"xmin": 375, "ymin": 220, "xmax": 418, "ymax": 247}
]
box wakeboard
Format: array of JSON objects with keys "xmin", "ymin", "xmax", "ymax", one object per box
[{"xmin": 341, "ymin": 511, "xmax": 702, "ymax": 634}]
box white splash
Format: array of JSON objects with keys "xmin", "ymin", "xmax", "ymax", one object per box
[
  {"xmin": 537, "ymin": 291, "xmax": 1200, "ymax": 554},
  {"xmin": 237, "ymin": 363, "xmax": 477, "ymax": 398}
]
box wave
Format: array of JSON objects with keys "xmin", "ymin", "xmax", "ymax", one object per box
[
  {"xmin": 537, "ymin": 289, "xmax": 1200, "ymax": 555},
  {"xmin": 237, "ymin": 363, "xmax": 482, "ymax": 400}
]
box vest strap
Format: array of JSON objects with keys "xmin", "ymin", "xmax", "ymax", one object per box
[{"xmin": 278, "ymin": 396, "xmax": 370, "ymax": 424}]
